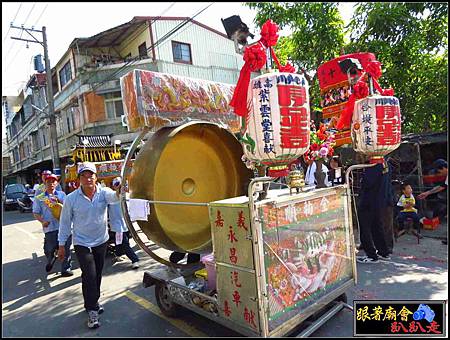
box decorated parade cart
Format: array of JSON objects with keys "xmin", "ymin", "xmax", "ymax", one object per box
[
  {"xmin": 116, "ymin": 20, "xmax": 401, "ymax": 337},
  {"xmin": 64, "ymin": 134, "xmax": 133, "ymax": 192}
]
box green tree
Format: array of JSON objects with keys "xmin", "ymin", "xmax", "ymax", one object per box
[
  {"xmin": 347, "ymin": 2, "xmax": 448, "ymax": 133},
  {"xmin": 246, "ymin": 2, "xmax": 346, "ymax": 113},
  {"xmin": 246, "ymin": 2, "xmax": 448, "ymax": 133}
]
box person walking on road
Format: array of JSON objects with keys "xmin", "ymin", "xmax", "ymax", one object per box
[
  {"xmin": 107, "ymin": 180, "xmax": 140, "ymax": 269},
  {"xmin": 33, "ymin": 173, "xmax": 72, "ymax": 276},
  {"xmin": 33, "ymin": 170, "xmax": 52, "ymax": 196},
  {"xmin": 58, "ymin": 162, "xmax": 121, "ymax": 329}
]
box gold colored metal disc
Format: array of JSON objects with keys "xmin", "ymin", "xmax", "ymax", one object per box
[{"xmin": 129, "ymin": 122, "xmax": 252, "ymax": 253}]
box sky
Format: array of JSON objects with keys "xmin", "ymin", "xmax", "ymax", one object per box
[{"xmin": 1, "ymin": 2, "xmax": 356, "ymax": 139}]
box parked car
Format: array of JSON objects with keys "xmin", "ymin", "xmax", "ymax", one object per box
[{"xmin": 2, "ymin": 184, "xmax": 27, "ymax": 211}]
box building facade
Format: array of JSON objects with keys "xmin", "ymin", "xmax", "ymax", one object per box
[{"xmin": 3, "ymin": 16, "xmax": 245, "ymax": 187}]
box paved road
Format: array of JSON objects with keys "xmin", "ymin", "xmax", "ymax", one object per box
[{"xmin": 2, "ymin": 209, "xmax": 448, "ymax": 337}]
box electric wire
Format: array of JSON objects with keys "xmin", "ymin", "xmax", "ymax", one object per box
[
  {"xmin": 91, "ymin": 2, "xmax": 214, "ymax": 92},
  {"xmin": 4, "ymin": 3, "xmax": 37, "ymax": 68},
  {"xmin": 22, "ymin": 3, "xmax": 37, "ymax": 27},
  {"xmin": 3, "ymin": 3, "xmax": 22, "ymax": 43},
  {"xmin": 59, "ymin": 2, "xmax": 178, "ymax": 101},
  {"xmin": 32, "ymin": 3, "xmax": 48, "ymax": 28}
]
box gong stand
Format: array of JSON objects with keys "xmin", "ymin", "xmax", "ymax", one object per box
[{"xmin": 120, "ymin": 127, "xmax": 203, "ymax": 270}]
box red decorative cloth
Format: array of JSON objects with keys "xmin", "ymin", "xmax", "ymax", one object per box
[
  {"xmin": 336, "ymin": 60, "xmax": 395, "ymax": 130},
  {"xmin": 366, "ymin": 61, "xmax": 382, "ymax": 80},
  {"xmin": 260, "ymin": 20, "xmax": 279, "ymax": 47},
  {"xmin": 279, "ymin": 63, "xmax": 296, "ymax": 73},
  {"xmin": 270, "ymin": 47, "xmax": 296, "ymax": 73},
  {"xmin": 230, "ymin": 43, "xmax": 267, "ymax": 117},
  {"xmin": 337, "ymin": 80, "xmax": 368, "ymax": 130},
  {"xmin": 382, "ymin": 88, "xmax": 395, "ymax": 96}
]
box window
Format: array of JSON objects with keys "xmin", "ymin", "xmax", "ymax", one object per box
[
  {"xmin": 31, "ymin": 131, "xmax": 40, "ymax": 151},
  {"xmin": 12, "ymin": 147, "xmax": 19, "ymax": 163},
  {"xmin": 138, "ymin": 42, "xmax": 147, "ymax": 58},
  {"xmin": 19, "ymin": 142, "xmax": 25, "ymax": 160},
  {"xmin": 41, "ymin": 126, "xmax": 48, "ymax": 147},
  {"xmin": 65, "ymin": 109, "xmax": 76, "ymax": 134},
  {"xmin": 59, "ymin": 61, "xmax": 72, "ymax": 88},
  {"xmin": 104, "ymin": 92, "xmax": 124, "ymax": 119},
  {"xmin": 172, "ymin": 41, "xmax": 192, "ymax": 64}
]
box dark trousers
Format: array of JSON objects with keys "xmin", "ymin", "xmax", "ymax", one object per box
[
  {"xmin": 44, "ymin": 230, "xmax": 72, "ymax": 273},
  {"xmin": 397, "ymin": 211, "xmax": 421, "ymax": 230},
  {"xmin": 114, "ymin": 232, "xmax": 139, "ymax": 263},
  {"xmin": 169, "ymin": 252, "xmax": 200, "ymax": 264},
  {"xmin": 381, "ymin": 206, "xmax": 394, "ymax": 254},
  {"xmin": 359, "ymin": 207, "xmax": 390, "ymax": 259},
  {"xmin": 74, "ymin": 242, "xmax": 107, "ymax": 311}
]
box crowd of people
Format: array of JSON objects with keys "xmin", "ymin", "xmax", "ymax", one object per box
[
  {"xmin": 31, "ymin": 162, "xmax": 139, "ymax": 329},
  {"xmin": 27, "ymin": 155, "xmax": 446, "ymax": 329}
]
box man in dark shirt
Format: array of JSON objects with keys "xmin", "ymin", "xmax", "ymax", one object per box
[{"xmin": 357, "ymin": 160, "xmax": 393, "ymax": 263}]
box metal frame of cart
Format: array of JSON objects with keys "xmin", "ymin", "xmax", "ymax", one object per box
[{"xmin": 118, "ymin": 129, "xmax": 373, "ymax": 336}]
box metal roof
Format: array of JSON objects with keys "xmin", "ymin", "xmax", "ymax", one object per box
[
  {"xmin": 401, "ymin": 131, "xmax": 447, "ymax": 145},
  {"xmin": 69, "ymin": 16, "xmax": 228, "ymax": 49},
  {"xmin": 73, "ymin": 135, "xmax": 113, "ymax": 149}
]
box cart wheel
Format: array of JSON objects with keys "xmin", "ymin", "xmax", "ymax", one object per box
[
  {"xmin": 335, "ymin": 293, "xmax": 347, "ymax": 304},
  {"xmin": 155, "ymin": 282, "xmax": 180, "ymax": 317}
]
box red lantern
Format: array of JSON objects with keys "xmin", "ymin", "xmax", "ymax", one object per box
[
  {"xmin": 351, "ymin": 95, "xmax": 401, "ymax": 158},
  {"xmin": 241, "ymin": 72, "xmax": 310, "ymax": 176}
]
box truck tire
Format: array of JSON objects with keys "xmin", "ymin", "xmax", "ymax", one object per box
[{"xmin": 155, "ymin": 282, "xmax": 180, "ymax": 317}]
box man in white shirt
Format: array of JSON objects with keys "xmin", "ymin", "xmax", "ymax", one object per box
[
  {"xmin": 304, "ymin": 157, "xmax": 331, "ymax": 187},
  {"xmin": 58, "ymin": 162, "xmax": 121, "ymax": 329}
]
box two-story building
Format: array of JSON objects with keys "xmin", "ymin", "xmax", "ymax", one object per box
[{"xmin": 3, "ymin": 16, "xmax": 245, "ymax": 187}]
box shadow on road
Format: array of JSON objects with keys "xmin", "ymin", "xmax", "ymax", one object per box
[{"xmin": 2, "ymin": 210, "xmax": 36, "ymax": 226}]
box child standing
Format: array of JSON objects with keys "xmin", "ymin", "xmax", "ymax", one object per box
[{"xmin": 397, "ymin": 183, "xmax": 421, "ymax": 233}]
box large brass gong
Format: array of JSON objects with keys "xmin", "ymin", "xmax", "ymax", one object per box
[{"xmin": 128, "ymin": 122, "xmax": 252, "ymax": 254}]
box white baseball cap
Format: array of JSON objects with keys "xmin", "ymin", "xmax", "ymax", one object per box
[{"xmin": 77, "ymin": 162, "xmax": 97, "ymax": 175}]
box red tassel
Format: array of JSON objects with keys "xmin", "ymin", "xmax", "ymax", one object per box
[
  {"xmin": 337, "ymin": 93, "xmax": 355, "ymax": 130},
  {"xmin": 230, "ymin": 63, "xmax": 252, "ymax": 117},
  {"xmin": 230, "ymin": 44, "xmax": 266, "ymax": 117}
]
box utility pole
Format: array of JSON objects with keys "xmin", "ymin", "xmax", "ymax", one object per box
[{"xmin": 11, "ymin": 25, "xmax": 61, "ymax": 174}]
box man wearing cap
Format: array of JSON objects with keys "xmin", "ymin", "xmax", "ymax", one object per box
[
  {"xmin": 34, "ymin": 170, "xmax": 63, "ymax": 196},
  {"xmin": 33, "ymin": 173, "xmax": 72, "ymax": 276},
  {"xmin": 58, "ymin": 162, "xmax": 121, "ymax": 329},
  {"xmin": 33, "ymin": 170, "xmax": 52, "ymax": 196}
]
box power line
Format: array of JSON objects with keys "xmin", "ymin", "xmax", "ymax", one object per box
[
  {"xmin": 3, "ymin": 3, "xmax": 22, "ymax": 43},
  {"xmin": 59, "ymin": 2, "xmax": 179, "ymax": 99},
  {"xmin": 3, "ymin": 3, "xmax": 37, "ymax": 63},
  {"xmin": 33, "ymin": 3, "xmax": 48, "ymax": 28},
  {"xmin": 90, "ymin": 2, "xmax": 184, "ymax": 90},
  {"xmin": 22, "ymin": 3, "xmax": 37, "ymax": 27},
  {"xmin": 92, "ymin": 2, "xmax": 214, "ymax": 92}
]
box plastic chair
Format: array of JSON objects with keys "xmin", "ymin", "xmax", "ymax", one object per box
[{"xmin": 395, "ymin": 217, "xmax": 422, "ymax": 244}]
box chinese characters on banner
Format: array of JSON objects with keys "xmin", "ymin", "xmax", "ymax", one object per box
[
  {"xmin": 242, "ymin": 73, "xmax": 310, "ymax": 166},
  {"xmin": 354, "ymin": 302, "xmax": 444, "ymax": 336},
  {"xmin": 351, "ymin": 95, "xmax": 401, "ymax": 157},
  {"xmin": 209, "ymin": 204, "xmax": 260, "ymax": 332}
]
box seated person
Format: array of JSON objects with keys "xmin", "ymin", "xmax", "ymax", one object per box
[
  {"xmin": 397, "ymin": 183, "xmax": 421, "ymax": 232},
  {"xmin": 418, "ymin": 159, "xmax": 447, "ymax": 219},
  {"xmin": 328, "ymin": 156, "xmax": 344, "ymax": 185}
]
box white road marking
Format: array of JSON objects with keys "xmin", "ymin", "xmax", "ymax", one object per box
[{"xmin": 13, "ymin": 226, "xmax": 37, "ymax": 239}]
